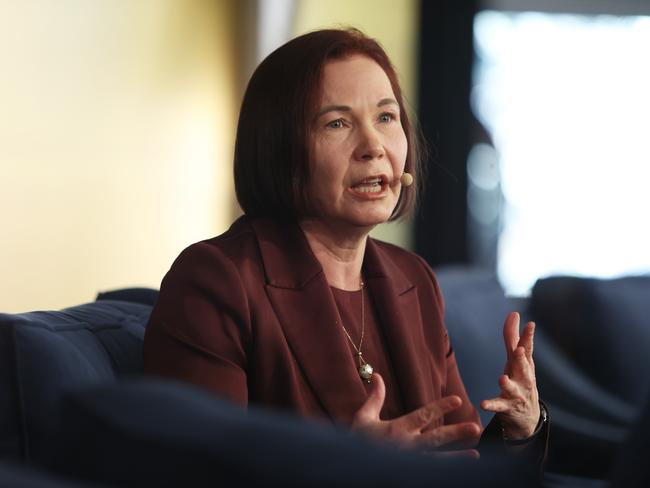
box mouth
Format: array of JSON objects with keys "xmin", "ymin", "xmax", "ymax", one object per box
[{"xmin": 350, "ymin": 175, "xmax": 388, "ymax": 194}]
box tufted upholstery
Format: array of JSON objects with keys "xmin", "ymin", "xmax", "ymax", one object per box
[{"xmin": 0, "ymin": 299, "xmax": 152, "ymax": 463}]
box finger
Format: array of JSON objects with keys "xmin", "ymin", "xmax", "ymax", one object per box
[
  {"xmin": 509, "ymin": 347, "xmax": 532, "ymax": 380},
  {"xmin": 421, "ymin": 422, "xmax": 482, "ymax": 449},
  {"xmin": 393, "ymin": 395, "xmax": 462, "ymax": 433},
  {"xmin": 352, "ymin": 373, "xmax": 386, "ymax": 425},
  {"xmin": 502, "ymin": 312, "xmax": 520, "ymax": 359},
  {"xmin": 480, "ymin": 397, "xmax": 511, "ymax": 413},
  {"xmin": 500, "ymin": 374, "xmax": 522, "ymax": 397},
  {"xmin": 431, "ymin": 449, "xmax": 480, "ymax": 460},
  {"xmin": 518, "ymin": 321, "xmax": 535, "ymax": 361}
]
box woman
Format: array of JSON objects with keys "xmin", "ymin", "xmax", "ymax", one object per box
[{"xmin": 144, "ymin": 28, "xmax": 547, "ymax": 458}]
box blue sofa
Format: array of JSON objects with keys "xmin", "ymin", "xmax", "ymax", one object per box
[
  {"xmin": 0, "ymin": 288, "xmax": 530, "ymax": 487},
  {"xmin": 1, "ymin": 273, "xmax": 649, "ymax": 486}
]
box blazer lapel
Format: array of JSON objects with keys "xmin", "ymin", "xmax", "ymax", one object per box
[
  {"xmin": 364, "ymin": 240, "xmax": 435, "ymax": 413},
  {"xmin": 251, "ymin": 219, "xmax": 367, "ymax": 422}
]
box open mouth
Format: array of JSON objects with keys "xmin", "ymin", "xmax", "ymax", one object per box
[{"xmin": 351, "ymin": 176, "xmax": 386, "ymax": 194}]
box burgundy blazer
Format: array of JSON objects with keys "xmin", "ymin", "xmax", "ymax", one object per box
[{"xmin": 144, "ymin": 216, "xmax": 481, "ymax": 428}]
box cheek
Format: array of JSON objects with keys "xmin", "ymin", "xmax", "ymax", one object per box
[
  {"xmin": 390, "ymin": 130, "xmax": 408, "ymax": 170},
  {"xmin": 311, "ymin": 140, "xmax": 348, "ymax": 180}
]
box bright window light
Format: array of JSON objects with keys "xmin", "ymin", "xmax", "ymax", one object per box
[{"xmin": 472, "ymin": 11, "xmax": 650, "ymax": 295}]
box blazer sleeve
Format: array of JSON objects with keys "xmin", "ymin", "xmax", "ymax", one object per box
[
  {"xmin": 143, "ymin": 241, "xmax": 251, "ymax": 406},
  {"xmin": 416, "ymin": 257, "xmax": 481, "ymax": 427}
]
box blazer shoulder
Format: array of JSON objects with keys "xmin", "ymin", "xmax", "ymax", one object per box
[
  {"xmin": 170, "ymin": 218, "xmax": 260, "ymax": 272},
  {"xmin": 155, "ymin": 219, "xmax": 265, "ymax": 314},
  {"xmin": 153, "ymin": 218, "xmax": 260, "ymax": 335}
]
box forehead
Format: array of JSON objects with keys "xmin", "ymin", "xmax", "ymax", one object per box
[{"xmin": 319, "ymin": 54, "xmax": 396, "ymax": 104}]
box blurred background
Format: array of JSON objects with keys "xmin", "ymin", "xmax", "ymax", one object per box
[{"xmin": 1, "ymin": 0, "xmax": 649, "ymax": 313}]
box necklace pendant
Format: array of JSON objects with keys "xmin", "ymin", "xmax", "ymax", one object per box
[{"xmin": 358, "ymin": 359, "xmax": 374, "ymax": 383}]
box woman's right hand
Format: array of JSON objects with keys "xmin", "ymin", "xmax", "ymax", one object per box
[{"xmin": 351, "ymin": 373, "xmax": 481, "ymax": 457}]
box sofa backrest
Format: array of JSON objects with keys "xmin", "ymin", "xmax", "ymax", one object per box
[
  {"xmin": 0, "ymin": 300, "xmax": 152, "ymax": 463},
  {"xmin": 530, "ymin": 275, "xmax": 650, "ymax": 477},
  {"xmin": 52, "ymin": 379, "xmax": 528, "ymax": 487},
  {"xmin": 531, "ymin": 275, "xmax": 650, "ymax": 406}
]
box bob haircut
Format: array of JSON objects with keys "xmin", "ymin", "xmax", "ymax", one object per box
[{"xmin": 234, "ymin": 28, "xmax": 424, "ymax": 221}]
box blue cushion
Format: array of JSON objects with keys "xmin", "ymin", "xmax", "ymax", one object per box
[
  {"xmin": 0, "ymin": 300, "xmax": 152, "ymax": 462},
  {"xmin": 530, "ymin": 275, "xmax": 650, "ymax": 477},
  {"xmin": 531, "ymin": 275, "xmax": 650, "ymax": 406},
  {"xmin": 52, "ymin": 379, "xmax": 527, "ymax": 487}
]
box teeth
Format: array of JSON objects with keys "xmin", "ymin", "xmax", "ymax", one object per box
[
  {"xmin": 353, "ymin": 183, "xmax": 382, "ymax": 193},
  {"xmin": 352, "ymin": 176, "xmax": 384, "ymax": 193}
]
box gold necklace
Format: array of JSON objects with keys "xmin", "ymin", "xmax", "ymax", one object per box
[{"xmin": 340, "ymin": 281, "xmax": 374, "ymax": 383}]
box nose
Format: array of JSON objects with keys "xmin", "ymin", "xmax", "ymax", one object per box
[{"xmin": 353, "ymin": 125, "xmax": 384, "ymax": 161}]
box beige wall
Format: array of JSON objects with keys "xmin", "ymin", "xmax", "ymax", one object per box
[
  {"xmin": 293, "ymin": 0, "xmax": 419, "ymax": 249},
  {"xmin": 0, "ymin": 0, "xmax": 241, "ymax": 312},
  {"xmin": 0, "ymin": 0, "xmax": 418, "ymax": 313}
]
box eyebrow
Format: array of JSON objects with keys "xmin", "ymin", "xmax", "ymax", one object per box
[{"xmin": 314, "ymin": 98, "xmax": 399, "ymax": 118}]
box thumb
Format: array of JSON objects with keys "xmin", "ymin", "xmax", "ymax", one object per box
[{"xmin": 353, "ymin": 373, "xmax": 386, "ymax": 425}]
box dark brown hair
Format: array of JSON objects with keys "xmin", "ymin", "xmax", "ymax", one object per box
[{"xmin": 234, "ymin": 28, "xmax": 424, "ymax": 221}]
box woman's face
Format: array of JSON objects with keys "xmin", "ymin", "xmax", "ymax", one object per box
[{"xmin": 305, "ymin": 55, "xmax": 408, "ymax": 233}]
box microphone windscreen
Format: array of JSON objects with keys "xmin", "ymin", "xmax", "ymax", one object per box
[{"xmin": 400, "ymin": 172, "xmax": 414, "ymax": 187}]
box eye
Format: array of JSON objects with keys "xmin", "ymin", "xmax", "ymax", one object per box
[
  {"xmin": 326, "ymin": 118, "xmax": 345, "ymax": 129},
  {"xmin": 379, "ymin": 112, "xmax": 395, "ymax": 123}
]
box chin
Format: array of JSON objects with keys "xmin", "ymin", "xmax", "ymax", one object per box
[
  {"xmin": 366, "ymin": 205, "xmax": 396, "ymax": 224},
  {"xmin": 349, "ymin": 211, "xmax": 393, "ymax": 229},
  {"xmin": 318, "ymin": 202, "xmax": 396, "ymax": 232}
]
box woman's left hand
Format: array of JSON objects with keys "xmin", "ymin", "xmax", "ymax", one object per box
[{"xmin": 481, "ymin": 312, "xmax": 540, "ymax": 440}]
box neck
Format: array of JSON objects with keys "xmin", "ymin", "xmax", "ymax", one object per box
[{"xmin": 299, "ymin": 219, "xmax": 370, "ymax": 291}]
